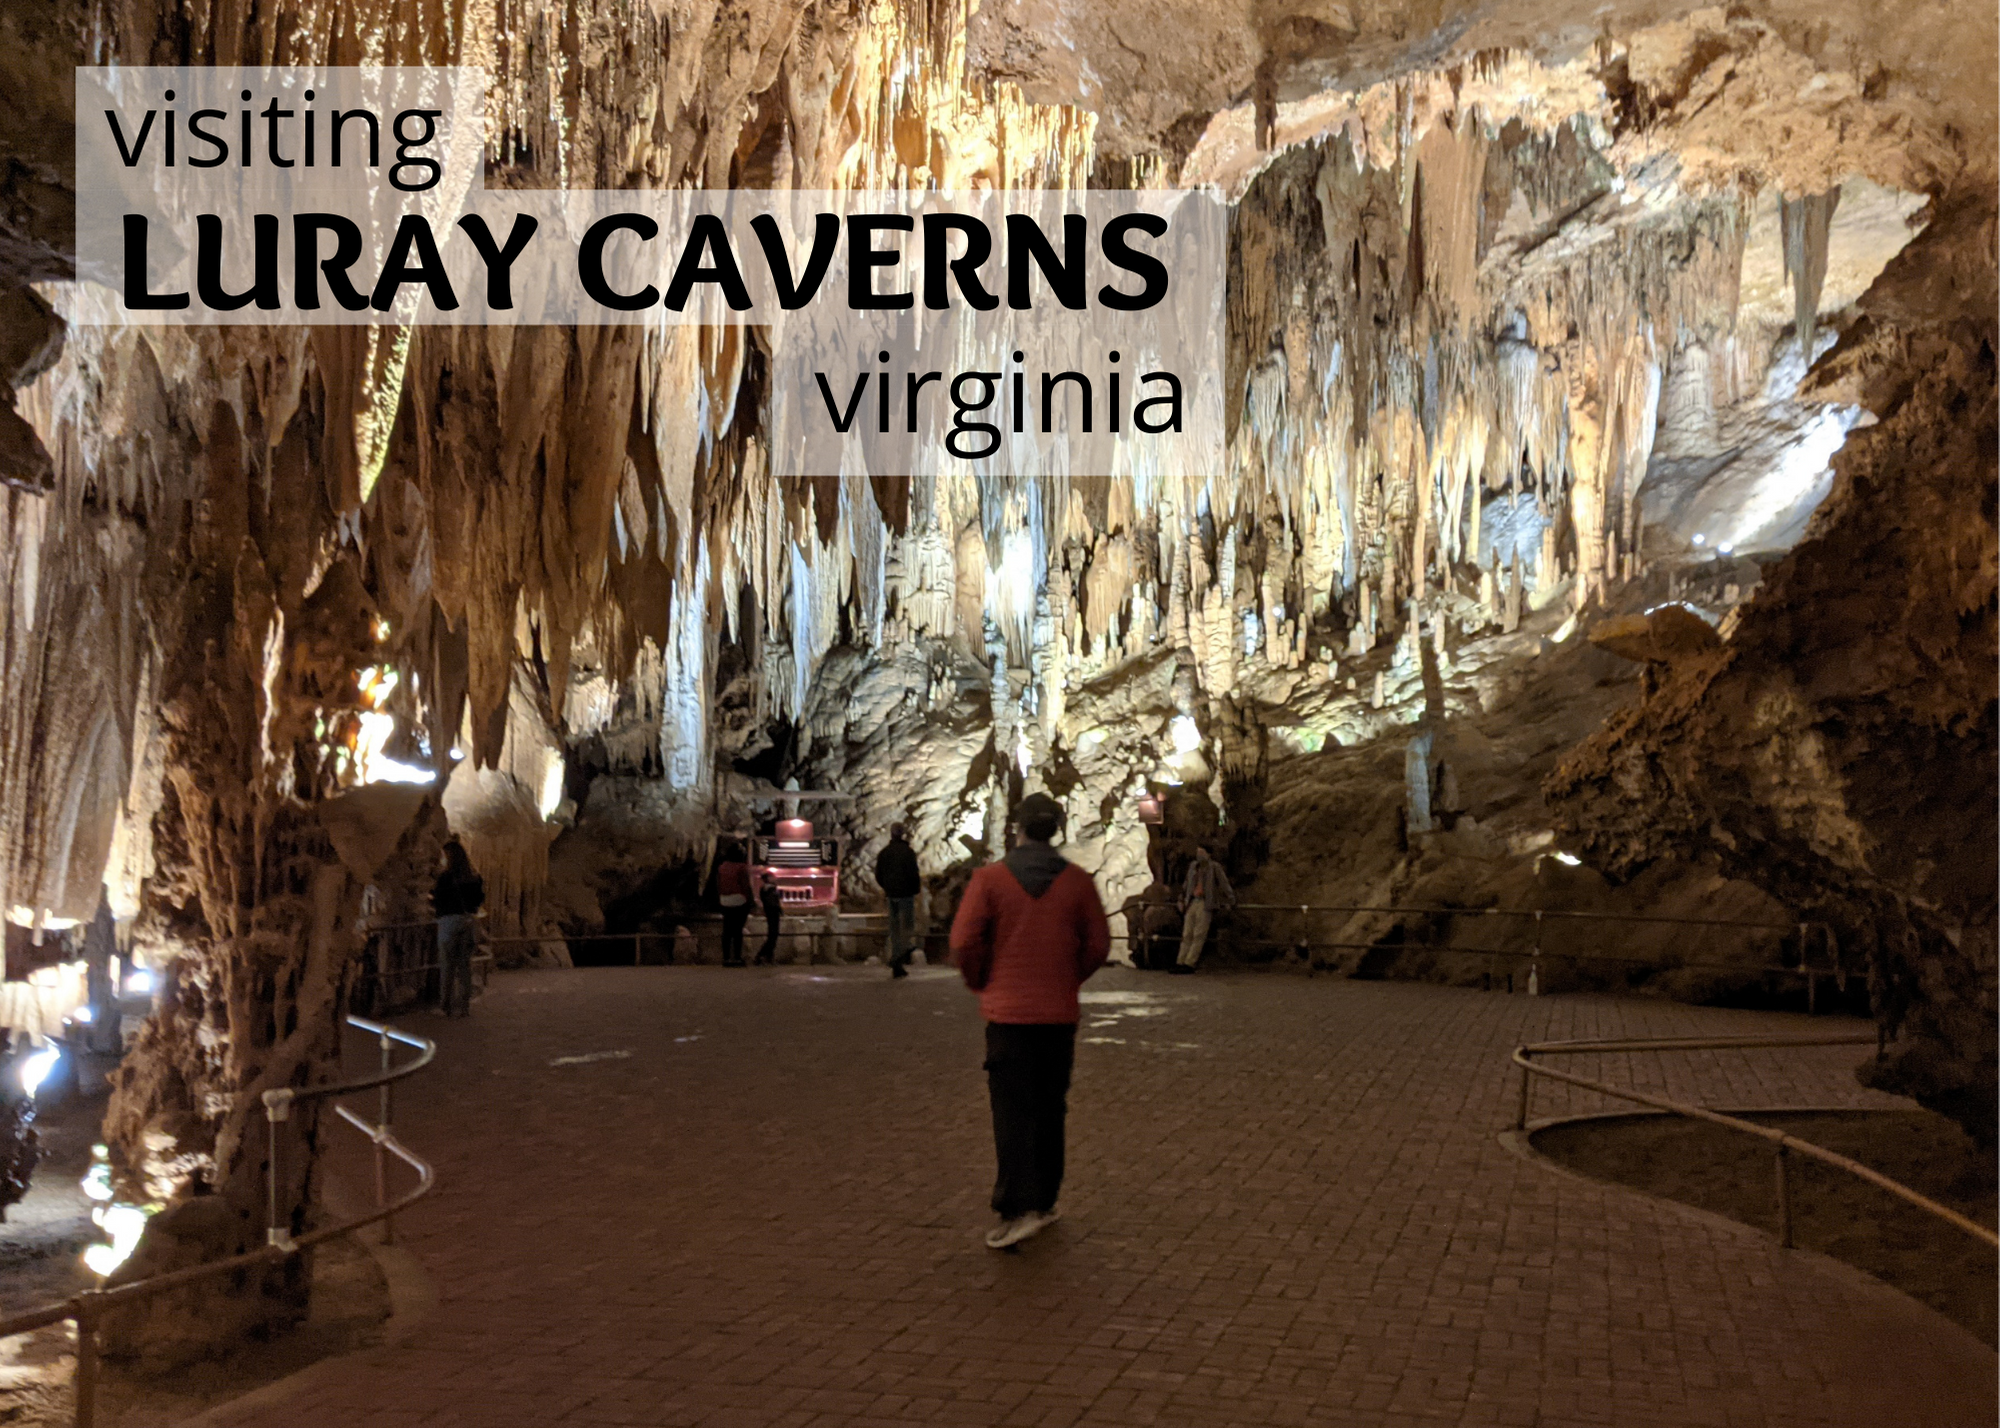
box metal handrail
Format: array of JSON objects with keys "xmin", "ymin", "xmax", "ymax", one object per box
[
  {"xmin": 488, "ymin": 914, "xmax": 896, "ymax": 967},
  {"xmin": 1234, "ymin": 900, "xmax": 1802, "ymax": 931},
  {"xmin": 482, "ymin": 899, "xmax": 1835, "ymax": 994},
  {"xmin": 0, "ymin": 1014, "xmax": 438, "ymax": 1427},
  {"xmin": 1207, "ymin": 901, "xmax": 1839, "ymax": 1006},
  {"xmin": 1510, "ymin": 1032, "xmax": 1999, "ymax": 1251}
]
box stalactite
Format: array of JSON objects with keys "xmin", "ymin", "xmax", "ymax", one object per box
[{"xmin": 1780, "ymin": 188, "xmax": 1843, "ymax": 357}]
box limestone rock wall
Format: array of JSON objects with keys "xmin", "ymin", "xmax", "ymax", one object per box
[{"xmin": 1546, "ymin": 186, "xmax": 1997, "ymax": 1138}]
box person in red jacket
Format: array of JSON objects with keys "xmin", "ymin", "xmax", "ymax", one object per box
[
  {"xmin": 715, "ymin": 841, "xmax": 753, "ymax": 967},
  {"xmin": 950, "ymin": 793, "xmax": 1110, "ymax": 1249}
]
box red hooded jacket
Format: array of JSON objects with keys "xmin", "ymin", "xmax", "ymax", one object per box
[{"xmin": 950, "ymin": 846, "xmax": 1111, "ymax": 1024}]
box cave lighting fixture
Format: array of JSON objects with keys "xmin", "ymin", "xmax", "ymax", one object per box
[
  {"xmin": 82, "ymin": 1146, "xmax": 112, "ymax": 1204},
  {"xmin": 124, "ymin": 968, "xmax": 154, "ymax": 996},
  {"xmin": 1169, "ymin": 715, "xmax": 1202, "ymax": 754},
  {"xmin": 83, "ymin": 1204, "xmax": 151, "ymax": 1278},
  {"xmin": 17, "ymin": 1046, "xmax": 60, "ymax": 1097},
  {"xmin": 352, "ymin": 665, "xmax": 438, "ymax": 785},
  {"xmin": 80, "ymin": 1144, "xmax": 154, "ymax": 1277}
]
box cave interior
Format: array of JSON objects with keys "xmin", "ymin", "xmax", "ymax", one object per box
[{"xmin": 0, "ymin": 0, "xmax": 1991, "ymax": 1385}]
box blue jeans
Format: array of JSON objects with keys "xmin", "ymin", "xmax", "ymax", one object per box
[
  {"xmin": 886, "ymin": 897, "xmax": 917, "ymax": 968},
  {"xmin": 438, "ymin": 914, "xmax": 477, "ymax": 1016}
]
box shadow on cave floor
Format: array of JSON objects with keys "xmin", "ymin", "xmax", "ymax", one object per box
[{"xmin": 1532, "ymin": 1109, "xmax": 1999, "ymax": 1345}]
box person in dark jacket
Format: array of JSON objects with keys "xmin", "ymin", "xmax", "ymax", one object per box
[
  {"xmin": 715, "ymin": 841, "xmax": 753, "ymax": 967},
  {"xmin": 874, "ymin": 823, "xmax": 923, "ymax": 978},
  {"xmin": 754, "ymin": 867, "xmax": 783, "ymax": 964},
  {"xmin": 433, "ymin": 839, "xmax": 485, "ymax": 1017},
  {"xmin": 950, "ymin": 793, "xmax": 1110, "ymax": 1249}
]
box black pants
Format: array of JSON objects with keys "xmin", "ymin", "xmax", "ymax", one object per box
[
  {"xmin": 720, "ymin": 904, "xmax": 751, "ymax": 965},
  {"xmin": 757, "ymin": 891, "xmax": 782, "ymax": 963},
  {"xmin": 984, "ymin": 1022, "xmax": 1076, "ymax": 1219}
]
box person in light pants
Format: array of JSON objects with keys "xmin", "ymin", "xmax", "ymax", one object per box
[{"xmin": 1173, "ymin": 845, "xmax": 1234, "ymax": 973}]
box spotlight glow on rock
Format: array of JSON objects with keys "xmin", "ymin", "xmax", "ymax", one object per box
[{"xmin": 18, "ymin": 1046, "xmax": 59, "ymax": 1096}]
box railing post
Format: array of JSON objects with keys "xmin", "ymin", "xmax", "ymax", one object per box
[
  {"xmin": 1775, "ymin": 1143, "xmax": 1793, "ymax": 1248},
  {"xmin": 263, "ymin": 1089, "xmax": 292, "ymax": 1248},
  {"xmin": 633, "ymin": 932, "xmax": 642, "ymax": 967},
  {"xmin": 72, "ymin": 1294, "xmax": 100, "ymax": 1428},
  {"xmin": 377, "ymin": 1030, "xmax": 394, "ymax": 1244},
  {"xmin": 1528, "ymin": 912, "xmax": 1542, "ymax": 996},
  {"xmin": 1516, "ymin": 1059, "xmax": 1532, "ymax": 1130}
]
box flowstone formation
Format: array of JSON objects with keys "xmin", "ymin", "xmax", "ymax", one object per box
[{"xmin": 0, "ymin": 0, "xmax": 1990, "ymax": 1354}]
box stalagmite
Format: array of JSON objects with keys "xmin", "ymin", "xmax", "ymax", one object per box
[{"xmin": 1404, "ymin": 733, "xmax": 1434, "ymax": 835}]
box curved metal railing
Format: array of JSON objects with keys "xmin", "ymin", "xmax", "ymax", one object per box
[
  {"xmin": 1511, "ymin": 1032, "xmax": 1998, "ymax": 1251},
  {"xmin": 0, "ymin": 1014, "xmax": 438, "ymax": 1427},
  {"xmin": 492, "ymin": 900, "xmax": 1846, "ymax": 1001},
  {"xmin": 1231, "ymin": 901, "xmax": 1841, "ymax": 1001}
]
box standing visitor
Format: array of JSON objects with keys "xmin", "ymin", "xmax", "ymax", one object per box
[
  {"xmin": 716, "ymin": 841, "xmax": 753, "ymax": 967},
  {"xmin": 1172, "ymin": 845, "xmax": 1234, "ymax": 974},
  {"xmin": 433, "ymin": 839, "xmax": 485, "ymax": 1017},
  {"xmin": 875, "ymin": 822, "xmax": 922, "ymax": 979},
  {"xmin": 80, "ymin": 890, "xmax": 121, "ymax": 1054},
  {"xmin": 950, "ymin": 793, "xmax": 1110, "ymax": 1249},
  {"xmin": 754, "ymin": 865, "xmax": 784, "ymax": 964}
]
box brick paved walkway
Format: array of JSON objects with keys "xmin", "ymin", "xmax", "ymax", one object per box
[{"xmin": 213, "ymin": 967, "xmax": 1993, "ymax": 1428}]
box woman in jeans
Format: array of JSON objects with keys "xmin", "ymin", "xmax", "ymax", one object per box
[
  {"xmin": 432, "ymin": 839, "xmax": 485, "ymax": 1016},
  {"xmin": 716, "ymin": 841, "xmax": 753, "ymax": 966}
]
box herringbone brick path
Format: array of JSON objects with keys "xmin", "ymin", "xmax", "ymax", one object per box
[{"xmin": 210, "ymin": 965, "xmax": 1994, "ymax": 1428}]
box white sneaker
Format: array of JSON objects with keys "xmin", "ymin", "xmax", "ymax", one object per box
[
  {"xmin": 985, "ymin": 1209, "xmax": 1060, "ymax": 1249},
  {"xmin": 984, "ymin": 1216, "xmax": 1039, "ymax": 1249}
]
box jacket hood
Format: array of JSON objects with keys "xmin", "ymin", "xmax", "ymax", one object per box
[{"xmin": 1002, "ymin": 841, "xmax": 1068, "ymax": 898}]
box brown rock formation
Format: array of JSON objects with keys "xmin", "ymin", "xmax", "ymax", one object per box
[{"xmin": 1547, "ymin": 187, "xmax": 1998, "ymax": 1139}]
